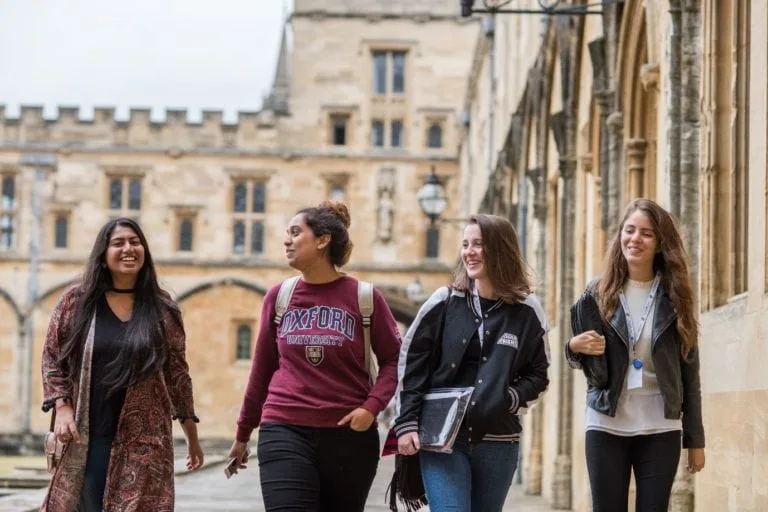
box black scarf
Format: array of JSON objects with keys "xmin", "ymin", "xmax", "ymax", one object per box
[{"xmin": 386, "ymin": 454, "xmax": 428, "ymax": 512}]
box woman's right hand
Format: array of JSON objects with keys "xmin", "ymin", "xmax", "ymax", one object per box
[
  {"xmin": 568, "ymin": 330, "xmax": 606, "ymax": 356},
  {"xmin": 54, "ymin": 404, "xmax": 80, "ymax": 444},
  {"xmin": 398, "ymin": 432, "xmax": 421, "ymax": 456},
  {"xmin": 227, "ymin": 440, "xmax": 249, "ymax": 474}
]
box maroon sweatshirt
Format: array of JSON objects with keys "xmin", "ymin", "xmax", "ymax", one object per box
[{"xmin": 236, "ymin": 276, "xmax": 402, "ymax": 442}]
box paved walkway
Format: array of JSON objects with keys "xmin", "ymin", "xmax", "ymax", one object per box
[{"xmin": 0, "ymin": 453, "xmax": 552, "ymax": 511}]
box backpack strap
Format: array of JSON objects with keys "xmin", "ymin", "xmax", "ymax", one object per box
[
  {"xmin": 357, "ymin": 280, "xmax": 377, "ymax": 384},
  {"xmin": 274, "ymin": 276, "xmax": 301, "ymax": 326}
]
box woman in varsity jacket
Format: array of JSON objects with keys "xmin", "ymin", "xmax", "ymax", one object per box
[
  {"xmin": 567, "ymin": 198, "xmax": 705, "ymax": 512},
  {"xmin": 394, "ymin": 214, "xmax": 550, "ymax": 512},
  {"xmin": 228, "ymin": 200, "xmax": 402, "ymax": 512}
]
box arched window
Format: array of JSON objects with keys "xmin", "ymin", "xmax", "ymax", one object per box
[
  {"xmin": 236, "ymin": 324, "xmax": 253, "ymax": 360},
  {"xmin": 427, "ymin": 123, "xmax": 443, "ymax": 148}
]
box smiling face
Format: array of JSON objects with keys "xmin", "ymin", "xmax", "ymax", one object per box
[
  {"xmin": 284, "ymin": 214, "xmax": 328, "ymax": 271},
  {"xmin": 620, "ymin": 209, "xmax": 659, "ymax": 274},
  {"xmin": 461, "ymin": 223, "xmax": 486, "ymax": 281},
  {"xmin": 105, "ymin": 225, "xmax": 145, "ymax": 283}
]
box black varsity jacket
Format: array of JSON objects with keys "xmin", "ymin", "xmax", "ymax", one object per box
[{"xmin": 393, "ymin": 287, "xmax": 550, "ymax": 443}]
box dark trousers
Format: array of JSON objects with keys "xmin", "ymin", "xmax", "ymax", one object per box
[
  {"xmin": 78, "ymin": 436, "xmax": 113, "ymax": 512},
  {"xmin": 585, "ymin": 430, "xmax": 682, "ymax": 512},
  {"xmin": 257, "ymin": 423, "xmax": 380, "ymax": 512}
]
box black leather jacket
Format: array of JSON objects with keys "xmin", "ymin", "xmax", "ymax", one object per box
[
  {"xmin": 395, "ymin": 287, "xmax": 550, "ymax": 443},
  {"xmin": 567, "ymin": 283, "xmax": 705, "ymax": 449}
]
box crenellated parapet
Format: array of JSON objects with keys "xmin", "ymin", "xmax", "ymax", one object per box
[{"xmin": 0, "ymin": 105, "xmax": 282, "ymax": 151}]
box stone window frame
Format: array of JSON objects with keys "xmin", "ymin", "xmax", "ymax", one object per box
[
  {"xmin": 321, "ymin": 172, "xmax": 350, "ymax": 202},
  {"xmin": 0, "ymin": 165, "xmax": 19, "ymax": 252},
  {"xmin": 322, "ymin": 105, "xmax": 357, "ymax": 148},
  {"xmin": 370, "ymin": 48, "xmax": 409, "ymax": 97},
  {"xmin": 233, "ymin": 319, "xmax": 255, "ymax": 363},
  {"xmin": 169, "ymin": 205, "xmax": 202, "ymax": 255},
  {"xmin": 700, "ymin": 0, "xmax": 750, "ymax": 309},
  {"xmin": 47, "ymin": 205, "xmax": 74, "ymax": 252},
  {"xmin": 102, "ymin": 166, "xmax": 147, "ymax": 219},
  {"xmin": 225, "ymin": 168, "xmax": 274, "ymax": 258}
]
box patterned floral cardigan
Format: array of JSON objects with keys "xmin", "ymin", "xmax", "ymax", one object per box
[{"xmin": 41, "ymin": 286, "xmax": 199, "ymax": 512}]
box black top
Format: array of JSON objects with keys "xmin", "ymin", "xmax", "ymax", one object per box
[
  {"xmin": 89, "ymin": 295, "xmax": 128, "ymax": 439},
  {"xmin": 454, "ymin": 297, "xmax": 497, "ymax": 389}
]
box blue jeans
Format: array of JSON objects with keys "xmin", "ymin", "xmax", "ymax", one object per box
[{"xmin": 419, "ymin": 432, "xmax": 520, "ymax": 512}]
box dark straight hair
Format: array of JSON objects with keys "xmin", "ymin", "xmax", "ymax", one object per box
[{"xmin": 59, "ymin": 217, "xmax": 175, "ymax": 396}]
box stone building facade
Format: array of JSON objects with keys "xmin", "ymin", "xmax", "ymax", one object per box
[
  {"xmin": 0, "ymin": 0, "xmax": 478, "ymax": 439},
  {"xmin": 459, "ymin": 0, "xmax": 767, "ymax": 510}
]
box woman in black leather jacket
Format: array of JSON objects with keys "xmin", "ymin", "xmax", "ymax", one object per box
[{"xmin": 567, "ymin": 198, "xmax": 705, "ymax": 512}]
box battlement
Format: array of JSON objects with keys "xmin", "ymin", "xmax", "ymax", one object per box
[
  {"xmin": 293, "ymin": 0, "xmax": 462, "ymax": 18},
  {"xmin": 0, "ymin": 105, "xmax": 282, "ymax": 150}
]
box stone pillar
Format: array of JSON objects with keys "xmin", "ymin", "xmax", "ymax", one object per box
[
  {"xmin": 625, "ymin": 138, "xmax": 648, "ymax": 199},
  {"xmin": 524, "ymin": 166, "xmax": 548, "ymax": 496},
  {"xmin": 606, "ymin": 111, "xmax": 624, "ymax": 234},
  {"xmin": 552, "ymin": 158, "xmax": 577, "ymax": 510}
]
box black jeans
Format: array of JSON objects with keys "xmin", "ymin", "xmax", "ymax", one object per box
[
  {"xmin": 585, "ymin": 430, "xmax": 682, "ymax": 512},
  {"xmin": 257, "ymin": 423, "xmax": 380, "ymax": 512}
]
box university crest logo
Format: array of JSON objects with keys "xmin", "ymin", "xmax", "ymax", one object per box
[{"xmin": 305, "ymin": 345, "xmax": 324, "ymax": 366}]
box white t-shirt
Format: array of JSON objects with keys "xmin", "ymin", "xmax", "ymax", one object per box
[{"xmin": 585, "ymin": 278, "xmax": 682, "ymax": 436}]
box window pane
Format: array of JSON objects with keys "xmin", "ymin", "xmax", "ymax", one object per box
[
  {"xmin": 372, "ymin": 120, "xmax": 385, "ymax": 147},
  {"xmin": 233, "ymin": 221, "xmax": 245, "ymax": 254},
  {"xmin": 234, "ymin": 183, "xmax": 247, "ymax": 212},
  {"xmin": 109, "ymin": 179, "xmax": 122, "ymax": 209},
  {"xmin": 373, "ymin": 51, "xmax": 387, "ymax": 94},
  {"xmin": 0, "ymin": 214, "xmax": 13, "ymax": 249},
  {"xmin": 1, "ymin": 176, "xmax": 15, "ymax": 209},
  {"xmin": 128, "ymin": 179, "xmax": 141, "ymax": 210},
  {"xmin": 332, "ymin": 116, "xmax": 347, "ymax": 146},
  {"xmin": 252, "ymin": 183, "xmax": 266, "ymax": 213},
  {"xmin": 236, "ymin": 324, "xmax": 252, "ymax": 360},
  {"xmin": 428, "ymin": 123, "xmax": 443, "ymax": 148},
  {"xmin": 251, "ymin": 221, "xmax": 264, "ymax": 254},
  {"xmin": 179, "ymin": 219, "xmax": 193, "ymax": 252},
  {"xmin": 426, "ymin": 225, "xmax": 440, "ymax": 258},
  {"xmin": 54, "ymin": 215, "xmax": 68, "ymax": 248},
  {"xmin": 391, "ymin": 120, "xmax": 403, "ymax": 148},
  {"xmin": 392, "ymin": 51, "xmax": 406, "ymax": 94},
  {"xmin": 329, "ymin": 185, "xmax": 346, "ymax": 201}
]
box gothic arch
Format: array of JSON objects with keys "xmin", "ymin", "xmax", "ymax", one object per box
[
  {"xmin": 176, "ymin": 278, "xmax": 268, "ymax": 303},
  {"xmin": 616, "ymin": 0, "xmax": 658, "ymax": 199},
  {"xmin": 0, "ymin": 287, "xmax": 22, "ymax": 324}
]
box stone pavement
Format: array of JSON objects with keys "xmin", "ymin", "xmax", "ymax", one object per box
[
  {"xmin": 174, "ymin": 453, "xmax": 552, "ymax": 511},
  {"xmin": 0, "ymin": 452, "xmax": 552, "ymax": 511}
]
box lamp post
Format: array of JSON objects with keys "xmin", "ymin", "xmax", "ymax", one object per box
[
  {"xmin": 417, "ymin": 166, "xmax": 448, "ymax": 258},
  {"xmin": 19, "ymin": 152, "xmax": 56, "ymax": 435}
]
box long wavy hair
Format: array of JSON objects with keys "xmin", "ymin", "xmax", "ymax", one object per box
[
  {"xmin": 451, "ymin": 214, "xmax": 531, "ymax": 303},
  {"xmin": 59, "ymin": 217, "xmax": 174, "ymax": 396},
  {"xmin": 597, "ymin": 199, "xmax": 698, "ymax": 358}
]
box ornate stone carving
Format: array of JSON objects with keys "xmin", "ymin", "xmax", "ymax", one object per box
[{"xmin": 376, "ymin": 167, "xmax": 396, "ymax": 243}]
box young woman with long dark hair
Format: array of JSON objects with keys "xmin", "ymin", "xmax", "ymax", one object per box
[
  {"xmin": 567, "ymin": 198, "xmax": 705, "ymax": 511},
  {"xmin": 41, "ymin": 217, "xmax": 203, "ymax": 512},
  {"xmin": 393, "ymin": 214, "xmax": 550, "ymax": 512},
  {"xmin": 228, "ymin": 201, "xmax": 402, "ymax": 512}
]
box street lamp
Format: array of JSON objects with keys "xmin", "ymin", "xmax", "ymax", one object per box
[
  {"xmin": 417, "ymin": 166, "xmax": 448, "ymax": 258},
  {"xmin": 417, "ymin": 166, "xmax": 448, "ymax": 224}
]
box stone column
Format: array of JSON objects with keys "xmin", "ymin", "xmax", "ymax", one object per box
[
  {"xmin": 625, "ymin": 138, "xmax": 648, "ymax": 199},
  {"xmin": 552, "ymin": 158, "xmax": 577, "ymax": 510},
  {"xmin": 524, "ymin": 166, "xmax": 548, "ymax": 496},
  {"xmin": 606, "ymin": 111, "xmax": 624, "ymax": 234}
]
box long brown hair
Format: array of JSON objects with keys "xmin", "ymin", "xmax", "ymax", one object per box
[
  {"xmin": 597, "ymin": 199, "xmax": 698, "ymax": 358},
  {"xmin": 451, "ymin": 214, "xmax": 531, "ymax": 303}
]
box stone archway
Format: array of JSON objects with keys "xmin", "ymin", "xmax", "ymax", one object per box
[{"xmin": 0, "ymin": 288, "xmax": 22, "ymax": 434}]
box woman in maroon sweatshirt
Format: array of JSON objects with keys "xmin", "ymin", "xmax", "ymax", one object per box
[{"xmin": 228, "ymin": 200, "xmax": 402, "ymax": 512}]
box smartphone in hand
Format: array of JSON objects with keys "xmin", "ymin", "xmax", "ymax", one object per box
[{"xmin": 224, "ymin": 448, "xmax": 250, "ymax": 479}]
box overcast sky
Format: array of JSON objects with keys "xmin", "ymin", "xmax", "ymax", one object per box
[{"xmin": 0, "ymin": 0, "xmax": 287, "ymax": 122}]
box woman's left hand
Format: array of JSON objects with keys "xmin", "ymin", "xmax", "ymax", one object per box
[
  {"xmin": 186, "ymin": 439, "xmax": 205, "ymax": 471},
  {"xmin": 687, "ymin": 448, "xmax": 705, "ymax": 473},
  {"xmin": 337, "ymin": 407, "xmax": 376, "ymax": 431}
]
